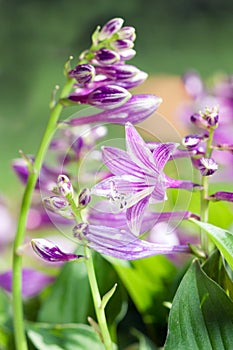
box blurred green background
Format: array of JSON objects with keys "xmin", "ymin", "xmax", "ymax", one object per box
[{"xmin": 1, "ymin": 0, "xmax": 233, "ymax": 195}]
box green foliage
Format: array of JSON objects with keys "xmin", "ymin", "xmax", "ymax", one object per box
[
  {"xmin": 191, "ymin": 220, "xmax": 233, "ymax": 270},
  {"xmin": 164, "ymin": 260, "xmax": 233, "ymax": 350},
  {"xmin": 26, "ymin": 323, "xmax": 105, "ymax": 350}
]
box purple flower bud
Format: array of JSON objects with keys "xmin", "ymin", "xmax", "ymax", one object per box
[
  {"xmin": 182, "ymin": 134, "xmax": 206, "ymax": 150},
  {"xmin": 68, "ymin": 94, "xmax": 162, "ymax": 126},
  {"xmin": 110, "ymin": 39, "xmax": 134, "ymax": 51},
  {"xmin": 78, "ymin": 188, "xmax": 91, "ymax": 207},
  {"xmin": 198, "ymin": 157, "xmax": 218, "ymax": 176},
  {"xmin": 68, "ymin": 64, "xmax": 95, "ymax": 86},
  {"xmin": 43, "ymin": 196, "xmax": 74, "ymax": 219},
  {"xmin": 73, "ymin": 223, "xmax": 89, "ymax": 242},
  {"xmin": 117, "ymin": 71, "xmax": 148, "ymax": 89},
  {"xmin": 31, "ymin": 239, "xmax": 82, "ymax": 262},
  {"xmin": 98, "ymin": 18, "xmax": 124, "ymax": 41},
  {"xmin": 118, "ymin": 26, "xmax": 136, "ymax": 41},
  {"xmin": 69, "ymin": 84, "xmax": 131, "ymax": 110},
  {"xmin": 190, "ymin": 113, "xmax": 209, "ymax": 130},
  {"xmin": 96, "ymin": 64, "xmax": 140, "ymax": 81},
  {"xmin": 119, "ymin": 49, "xmax": 136, "ymax": 61},
  {"xmin": 209, "ymin": 191, "xmax": 233, "ymax": 202},
  {"xmin": 57, "ymin": 174, "xmax": 74, "ymax": 199},
  {"xmin": 95, "ymin": 48, "xmax": 120, "ymax": 65},
  {"xmin": 200, "ymin": 106, "xmax": 219, "ymax": 127}
]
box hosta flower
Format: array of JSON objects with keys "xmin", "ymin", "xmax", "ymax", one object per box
[
  {"xmin": 92, "ymin": 123, "xmax": 199, "ymax": 235},
  {"xmin": 73, "ymin": 223, "xmax": 190, "ymax": 260},
  {"xmin": 31, "ymin": 239, "xmax": 83, "ymax": 262}
]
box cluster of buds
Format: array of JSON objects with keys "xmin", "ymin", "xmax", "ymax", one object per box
[
  {"xmin": 66, "ymin": 18, "xmax": 157, "ymax": 113},
  {"xmin": 43, "ymin": 174, "xmax": 91, "ymax": 220}
]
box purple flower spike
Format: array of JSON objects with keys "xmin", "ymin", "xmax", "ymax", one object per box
[
  {"xmin": 68, "ymin": 94, "xmax": 162, "ymax": 126},
  {"xmin": 95, "ymin": 48, "xmax": 120, "ymax": 65},
  {"xmin": 69, "ymin": 64, "xmax": 95, "ymax": 87},
  {"xmin": 69, "ymin": 84, "xmax": 131, "ymax": 110},
  {"xmin": 31, "ymin": 239, "xmax": 83, "ymax": 262},
  {"xmin": 74, "ymin": 224, "xmax": 190, "ymax": 260},
  {"xmin": 98, "ymin": 18, "xmax": 124, "ymax": 41},
  {"xmin": 92, "ymin": 123, "xmax": 177, "ymax": 234},
  {"xmin": 198, "ymin": 157, "xmax": 218, "ymax": 176},
  {"xmin": 209, "ymin": 191, "xmax": 233, "ymax": 202},
  {"xmin": 0, "ymin": 268, "xmax": 55, "ymax": 298}
]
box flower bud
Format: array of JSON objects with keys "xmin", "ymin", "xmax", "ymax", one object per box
[
  {"xmin": 111, "ymin": 39, "xmax": 134, "ymax": 52},
  {"xmin": 57, "ymin": 175, "xmax": 74, "ymax": 199},
  {"xmin": 31, "ymin": 239, "xmax": 82, "ymax": 262},
  {"xmin": 200, "ymin": 106, "xmax": 219, "ymax": 127},
  {"xmin": 43, "ymin": 196, "xmax": 74, "ymax": 219},
  {"xmin": 95, "ymin": 48, "xmax": 120, "ymax": 65},
  {"xmin": 78, "ymin": 188, "xmax": 91, "ymax": 207},
  {"xmin": 117, "ymin": 26, "xmax": 136, "ymax": 41},
  {"xmin": 190, "ymin": 113, "xmax": 209, "ymax": 130},
  {"xmin": 98, "ymin": 18, "xmax": 124, "ymax": 41},
  {"xmin": 117, "ymin": 71, "xmax": 148, "ymax": 89},
  {"xmin": 96, "ymin": 64, "xmax": 139, "ymax": 81},
  {"xmin": 198, "ymin": 157, "xmax": 218, "ymax": 176},
  {"xmin": 209, "ymin": 191, "xmax": 233, "ymax": 202},
  {"xmin": 73, "ymin": 223, "xmax": 89, "ymax": 242},
  {"xmin": 68, "ymin": 64, "xmax": 95, "ymax": 86},
  {"xmin": 119, "ymin": 49, "xmax": 136, "ymax": 61},
  {"xmin": 182, "ymin": 134, "xmax": 206, "ymax": 150}
]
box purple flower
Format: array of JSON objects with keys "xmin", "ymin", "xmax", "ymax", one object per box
[
  {"xmin": 31, "ymin": 239, "xmax": 83, "ymax": 262},
  {"xmin": 209, "ymin": 191, "xmax": 233, "ymax": 202},
  {"xmin": 68, "ymin": 64, "xmax": 95, "ymax": 86},
  {"xmin": 67, "ymin": 94, "xmax": 162, "ymax": 126},
  {"xmin": 91, "ymin": 123, "xmax": 198, "ymax": 234},
  {"xmin": 73, "ymin": 223, "xmax": 190, "ymax": 260},
  {"xmin": 69, "ymin": 84, "xmax": 131, "ymax": 110},
  {"xmin": 0, "ymin": 268, "xmax": 54, "ymax": 298}
]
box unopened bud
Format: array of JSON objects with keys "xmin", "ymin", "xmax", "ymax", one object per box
[
  {"xmin": 73, "ymin": 223, "xmax": 89, "ymax": 242},
  {"xmin": 78, "ymin": 188, "xmax": 91, "ymax": 207},
  {"xmin": 119, "ymin": 49, "xmax": 136, "ymax": 61},
  {"xmin": 110, "ymin": 39, "xmax": 134, "ymax": 52},
  {"xmin": 200, "ymin": 106, "xmax": 219, "ymax": 127},
  {"xmin": 98, "ymin": 18, "xmax": 124, "ymax": 41},
  {"xmin": 31, "ymin": 239, "xmax": 82, "ymax": 262},
  {"xmin": 57, "ymin": 174, "xmax": 74, "ymax": 199},
  {"xmin": 69, "ymin": 64, "xmax": 95, "ymax": 87},
  {"xmin": 198, "ymin": 157, "xmax": 218, "ymax": 176},
  {"xmin": 43, "ymin": 196, "xmax": 74, "ymax": 219},
  {"xmin": 117, "ymin": 26, "xmax": 136, "ymax": 41},
  {"xmin": 95, "ymin": 48, "xmax": 120, "ymax": 65},
  {"xmin": 182, "ymin": 134, "xmax": 207, "ymax": 150}
]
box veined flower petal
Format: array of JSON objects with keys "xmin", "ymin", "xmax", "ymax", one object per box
[
  {"xmin": 126, "ymin": 196, "xmax": 150, "ymax": 235},
  {"xmin": 125, "ymin": 122, "xmax": 159, "ymax": 174},
  {"xmin": 77, "ymin": 224, "xmax": 190, "ymax": 260},
  {"xmin": 165, "ymin": 176, "xmax": 202, "ymax": 190},
  {"xmin": 152, "ymin": 143, "xmax": 178, "ymax": 171}
]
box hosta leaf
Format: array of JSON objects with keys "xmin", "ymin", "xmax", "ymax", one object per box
[
  {"xmin": 164, "ymin": 260, "xmax": 233, "ymax": 350},
  {"xmin": 27, "ymin": 323, "xmax": 104, "ymax": 350},
  {"xmin": 191, "ymin": 220, "xmax": 233, "ymax": 270}
]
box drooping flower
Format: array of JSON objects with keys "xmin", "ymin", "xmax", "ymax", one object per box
[
  {"xmin": 72, "ymin": 223, "xmax": 190, "ymax": 260},
  {"xmin": 91, "ymin": 123, "xmax": 199, "ymax": 235}
]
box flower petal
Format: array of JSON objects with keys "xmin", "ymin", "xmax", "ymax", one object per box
[
  {"xmin": 152, "ymin": 143, "xmax": 178, "ymax": 171},
  {"xmin": 126, "ymin": 196, "xmax": 150, "ymax": 235},
  {"xmin": 125, "ymin": 123, "xmax": 159, "ymax": 174},
  {"xmin": 102, "ymin": 146, "xmax": 148, "ymax": 179},
  {"xmin": 80, "ymin": 224, "xmax": 190, "ymax": 260},
  {"xmin": 165, "ymin": 176, "xmax": 202, "ymax": 190}
]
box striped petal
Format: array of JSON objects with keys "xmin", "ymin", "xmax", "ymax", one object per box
[
  {"xmin": 152, "ymin": 143, "xmax": 178, "ymax": 171},
  {"xmin": 126, "ymin": 196, "xmax": 150, "ymax": 235}
]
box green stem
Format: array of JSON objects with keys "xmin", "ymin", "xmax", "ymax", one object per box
[
  {"xmin": 84, "ymin": 247, "xmax": 113, "ymax": 350},
  {"xmin": 200, "ymin": 127, "xmax": 215, "ymax": 254},
  {"xmin": 12, "ymin": 77, "xmax": 74, "ymax": 350}
]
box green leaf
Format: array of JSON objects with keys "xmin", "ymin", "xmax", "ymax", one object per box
[
  {"xmin": 38, "ymin": 261, "xmax": 90, "ymax": 324},
  {"xmin": 203, "ymin": 250, "xmax": 233, "ymax": 300},
  {"xmin": 26, "ymin": 323, "xmax": 104, "ymax": 350},
  {"xmin": 132, "ymin": 329, "xmax": 158, "ymax": 350},
  {"xmin": 164, "ymin": 260, "xmax": 233, "ymax": 350},
  {"xmin": 191, "ymin": 220, "xmax": 233, "ymax": 270}
]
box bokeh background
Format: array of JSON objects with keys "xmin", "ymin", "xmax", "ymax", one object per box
[{"xmin": 1, "ymin": 0, "xmax": 233, "ymax": 195}]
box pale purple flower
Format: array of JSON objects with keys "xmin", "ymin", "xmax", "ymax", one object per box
[
  {"xmin": 31, "ymin": 239, "xmax": 83, "ymax": 262},
  {"xmin": 91, "ymin": 123, "xmax": 199, "ymax": 235},
  {"xmin": 0, "ymin": 268, "xmax": 54, "ymax": 298},
  {"xmin": 73, "ymin": 223, "xmax": 190, "ymax": 260},
  {"xmin": 67, "ymin": 94, "xmax": 162, "ymax": 126}
]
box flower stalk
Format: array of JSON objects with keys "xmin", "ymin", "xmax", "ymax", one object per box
[{"xmin": 12, "ymin": 76, "xmax": 74, "ymax": 350}]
